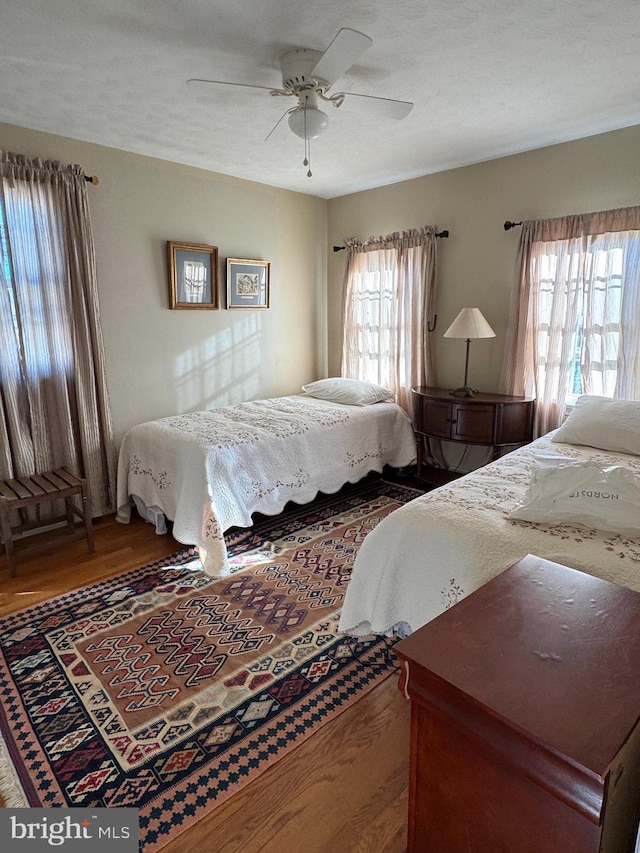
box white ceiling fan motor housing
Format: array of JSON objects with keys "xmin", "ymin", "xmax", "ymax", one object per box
[{"xmin": 280, "ymin": 49, "xmax": 329, "ymax": 94}]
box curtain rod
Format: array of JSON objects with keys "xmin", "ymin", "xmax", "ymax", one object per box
[
  {"xmin": 333, "ymin": 229, "xmax": 449, "ymax": 252},
  {"xmin": 84, "ymin": 175, "xmax": 99, "ymax": 185},
  {"xmin": 503, "ymin": 220, "xmax": 522, "ymax": 230}
]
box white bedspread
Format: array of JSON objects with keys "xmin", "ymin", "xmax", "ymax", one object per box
[
  {"xmin": 339, "ymin": 432, "xmax": 640, "ymax": 637},
  {"xmin": 116, "ymin": 395, "xmax": 416, "ymax": 576}
]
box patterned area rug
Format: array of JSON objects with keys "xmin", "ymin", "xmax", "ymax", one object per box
[{"xmin": 0, "ymin": 477, "xmax": 422, "ymax": 851}]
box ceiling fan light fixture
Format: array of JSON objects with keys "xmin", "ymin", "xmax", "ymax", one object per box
[
  {"xmin": 288, "ymin": 105, "xmax": 328, "ymax": 139},
  {"xmin": 187, "ymin": 28, "xmax": 412, "ymax": 180}
]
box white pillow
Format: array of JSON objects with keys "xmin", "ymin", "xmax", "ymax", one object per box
[
  {"xmin": 301, "ymin": 377, "xmax": 394, "ymax": 406},
  {"xmin": 552, "ymin": 395, "xmax": 640, "ymax": 455},
  {"xmin": 508, "ymin": 454, "xmax": 640, "ymax": 536}
]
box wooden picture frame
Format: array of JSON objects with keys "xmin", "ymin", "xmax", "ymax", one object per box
[
  {"xmin": 226, "ymin": 258, "xmax": 270, "ymax": 309},
  {"xmin": 167, "ymin": 241, "xmax": 218, "ymax": 309}
]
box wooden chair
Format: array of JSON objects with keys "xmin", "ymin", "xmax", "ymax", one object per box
[{"xmin": 0, "ymin": 468, "xmax": 94, "ymax": 577}]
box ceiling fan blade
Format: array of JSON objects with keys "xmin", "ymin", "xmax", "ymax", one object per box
[
  {"xmin": 265, "ymin": 107, "xmax": 295, "ymax": 142},
  {"xmin": 310, "ymin": 28, "xmax": 372, "ymax": 85},
  {"xmin": 2, "ymin": 55, "xmax": 75, "ymax": 71},
  {"xmin": 187, "ymin": 78, "xmax": 281, "ymax": 95},
  {"xmin": 337, "ymin": 91, "xmax": 414, "ymax": 120}
]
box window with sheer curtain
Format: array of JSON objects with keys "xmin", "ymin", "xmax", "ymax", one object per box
[
  {"xmin": 1, "ymin": 188, "xmax": 75, "ymax": 380},
  {"xmin": 0, "ymin": 152, "xmax": 116, "ymax": 514},
  {"xmin": 341, "ymin": 227, "xmax": 439, "ymax": 417},
  {"xmin": 501, "ymin": 207, "xmax": 640, "ymax": 436},
  {"xmin": 343, "ymin": 246, "xmax": 398, "ymax": 384}
]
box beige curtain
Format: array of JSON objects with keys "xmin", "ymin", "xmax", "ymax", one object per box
[
  {"xmin": 501, "ymin": 206, "xmax": 640, "ymax": 436},
  {"xmin": 341, "ymin": 227, "xmax": 439, "ymax": 417},
  {"xmin": 0, "ymin": 151, "xmax": 116, "ymax": 514}
]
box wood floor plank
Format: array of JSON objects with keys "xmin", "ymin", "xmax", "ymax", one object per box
[{"xmin": 0, "ymin": 513, "xmax": 410, "ymax": 852}]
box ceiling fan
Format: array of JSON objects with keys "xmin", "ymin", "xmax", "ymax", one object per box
[{"xmin": 187, "ymin": 28, "xmax": 413, "ymax": 177}]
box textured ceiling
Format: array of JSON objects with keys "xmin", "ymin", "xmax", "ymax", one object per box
[{"xmin": 1, "ymin": 0, "xmax": 639, "ymax": 199}]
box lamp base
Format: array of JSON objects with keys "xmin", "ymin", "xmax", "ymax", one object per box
[{"xmin": 450, "ymin": 386, "xmax": 476, "ymax": 397}]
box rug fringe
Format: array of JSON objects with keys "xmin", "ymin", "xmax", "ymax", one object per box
[{"xmin": 0, "ymin": 733, "xmax": 28, "ymax": 806}]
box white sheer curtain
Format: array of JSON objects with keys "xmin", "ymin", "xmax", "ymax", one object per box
[
  {"xmin": 341, "ymin": 227, "xmax": 439, "ymax": 417},
  {"xmin": 0, "ymin": 151, "xmax": 116, "ymax": 514},
  {"xmin": 501, "ymin": 207, "xmax": 640, "ymax": 436}
]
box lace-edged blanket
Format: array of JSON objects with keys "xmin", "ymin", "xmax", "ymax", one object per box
[
  {"xmin": 339, "ymin": 432, "xmax": 640, "ymax": 637},
  {"xmin": 116, "ymin": 395, "xmax": 416, "ymax": 576}
]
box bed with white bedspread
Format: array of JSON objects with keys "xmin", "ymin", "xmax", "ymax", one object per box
[
  {"xmin": 116, "ymin": 394, "xmax": 416, "ymax": 577},
  {"xmin": 339, "ymin": 429, "xmax": 640, "ymax": 638}
]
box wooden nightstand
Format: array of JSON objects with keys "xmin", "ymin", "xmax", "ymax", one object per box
[
  {"xmin": 395, "ymin": 555, "xmax": 640, "ymax": 853},
  {"xmin": 411, "ymin": 386, "xmax": 534, "ymax": 484}
]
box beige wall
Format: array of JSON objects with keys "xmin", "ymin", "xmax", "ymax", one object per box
[
  {"xmin": 327, "ymin": 125, "xmax": 640, "ymax": 392},
  {"xmin": 3, "ymin": 121, "xmax": 638, "ymax": 448},
  {"xmin": 0, "ymin": 122, "xmax": 327, "ymax": 445}
]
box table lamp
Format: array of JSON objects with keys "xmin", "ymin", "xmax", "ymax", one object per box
[{"xmin": 443, "ymin": 307, "xmax": 496, "ymax": 397}]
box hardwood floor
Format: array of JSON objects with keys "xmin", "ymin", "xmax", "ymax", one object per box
[{"xmin": 0, "ymin": 514, "xmax": 411, "ymax": 853}]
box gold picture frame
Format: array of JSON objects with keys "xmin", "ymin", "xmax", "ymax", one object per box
[
  {"xmin": 167, "ymin": 241, "xmax": 219, "ymax": 309},
  {"xmin": 226, "ymin": 258, "xmax": 270, "ymax": 309}
]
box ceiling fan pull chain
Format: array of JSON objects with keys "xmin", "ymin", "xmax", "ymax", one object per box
[
  {"xmin": 301, "ymin": 101, "xmax": 312, "ymax": 176},
  {"xmin": 304, "ymin": 137, "xmax": 312, "ymax": 177}
]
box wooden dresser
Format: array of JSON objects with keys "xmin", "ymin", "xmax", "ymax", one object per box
[{"xmin": 394, "ymin": 555, "xmax": 640, "ymax": 853}]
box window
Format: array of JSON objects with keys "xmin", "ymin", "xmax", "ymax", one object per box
[
  {"xmin": 501, "ymin": 208, "xmax": 640, "ymax": 437},
  {"xmin": 0, "ymin": 152, "xmax": 115, "ymax": 514},
  {"xmin": 0, "ymin": 201, "xmax": 19, "ymax": 336},
  {"xmin": 341, "ymin": 228, "xmax": 439, "ymax": 417},
  {"xmin": 533, "ymin": 231, "xmax": 637, "ymax": 407},
  {"xmin": 344, "ymin": 247, "xmax": 399, "ymax": 386},
  {"xmin": 0, "ymin": 182, "xmax": 74, "ymax": 380}
]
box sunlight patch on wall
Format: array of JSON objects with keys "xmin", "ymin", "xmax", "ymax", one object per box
[{"xmin": 174, "ymin": 313, "xmax": 263, "ymax": 412}]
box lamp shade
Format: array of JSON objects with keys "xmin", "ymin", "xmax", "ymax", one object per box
[
  {"xmin": 288, "ymin": 106, "xmax": 329, "ymax": 139},
  {"xmin": 443, "ymin": 307, "xmax": 495, "ymax": 340}
]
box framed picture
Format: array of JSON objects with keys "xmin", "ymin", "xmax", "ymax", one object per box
[
  {"xmin": 226, "ymin": 258, "xmax": 270, "ymax": 309},
  {"xmin": 167, "ymin": 241, "xmax": 218, "ymax": 309}
]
